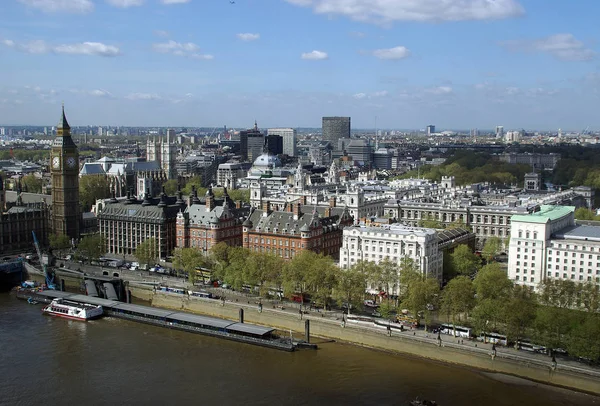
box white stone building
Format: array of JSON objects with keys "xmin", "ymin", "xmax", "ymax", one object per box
[
  {"xmin": 339, "ymin": 225, "xmax": 443, "ymax": 294},
  {"xmin": 507, "ymin": 205, "xmax": 600, "ymax": 290}
]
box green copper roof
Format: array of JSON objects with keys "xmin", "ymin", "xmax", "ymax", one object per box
[{"xmin": 511, "ymin": 205, "xmax": 575, "ymax": 224}]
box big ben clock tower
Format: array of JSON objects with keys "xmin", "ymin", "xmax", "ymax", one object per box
[{"xmin": 51, "ymin": 104, "xmax": 80, "ymax": 240}]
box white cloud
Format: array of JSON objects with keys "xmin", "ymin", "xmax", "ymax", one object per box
[
  {"xmin": 125, "ymin": 92, "xmax": 162, "ymax": 100},
  {"xmin": 284, "ymin": 0, "xmax": 524, "ymax": 24},
  {"xmin": 154, "ymin": 30, "xmax": 170, "ymax": 38},
  {"xmin": 301, "ymin": 50, "xmax": 328, "ymax": 60},
  {"xmin": 106, "ymin": 0, "xmax": 144, "ymax": 8},
  {"xmin": 501, "ymin": 33, "xmax": 596, "ymax": 61},
  {"xmin": 160, "ymin": 0, "xmax": 190, "ymax": 4},
  {"xmin": 18, "ymin": 0, "xmax": 94, "ymax": 14},
  {"xmin": 353, "ymin": 93, "xmax": 367, "ymax": 99},
  {"xmin": 54, "ymin": 42, "xmax": 121, "ymax": 56},
  {"xmin": 372, "ymin": 90, "xmax": 388, "ymax": 97},
  {"xmin": 152, "ymin": 40, "xmax": 211, "ymax": 59},
  {"xmin": 426, "ymin": 86, "xmax": 453, "ymax": 95},
  {"xmin": 349, "ymin": 31, "xmax": 366, "ymax": 38},
  {"xmin": 373, "ymin": 46, "xmax": 410, "ymax": 60},
  {"xmin": 89, "ymin": 89, "xmax": 113, "ymax": 97},
  {"xmin": 1, "ymin": 39, "xmax": 121, "ymax": 56},
  {"xmin": 237, "ymin": 33, "xmax": 260, "ymax": 42}
]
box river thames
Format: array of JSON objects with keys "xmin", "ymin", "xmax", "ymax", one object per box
[{"xmin": 0, "ymin": 292, "xmax": 598, "ymax": 406}]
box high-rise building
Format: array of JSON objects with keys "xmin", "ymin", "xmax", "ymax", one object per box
[
  {"xmin": 426, "ymin": 125, "xmax": 435, "ymax": 136},
  {"xmin": 322, "ymin": 117, "xmax": 350, "ymax": 149},
  {"xmin": 51, "ymin": 105, "xmax": 80, "ymax": 240},
  {"xmin": 266, "ymin": 134, "xmax": 283, "ymax": 155},
  {"xmin": 495, "ymin": 126, "xmax": 504, "ymax": 139},
  {"xmin": 267, "ymin": 128, "xmax": 297, "ymax": 156},
  {"xmin": 239, "ymin": 121, "xmax": 264, "ymax": 162}
]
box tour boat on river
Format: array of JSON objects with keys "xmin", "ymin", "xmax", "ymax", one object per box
[{"xmin": 43, "ymin": 298, "xmax": 103, "ymax": 321}]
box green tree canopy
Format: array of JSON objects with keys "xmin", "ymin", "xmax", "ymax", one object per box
[
  {"xmin": 182, "ymin": 176, "xmax": 205, "ymax": 196},
  {"xmin": 503, "ymin": 285, "xmax": 537, "ymax": 346},
  {"xmin": 402, "ymin": 277, "xmax": 440, "ymax": 331},
  {"xmin": 79, "ymin": 175, "xmax": 110, "ymax": 211},
  {"xmin": 172, "ymin": 247, "xmax": 206, "ymax": 283},
  {"xmin": 473, "ymin": 262, "xmax": 513, "ymax": 301},
  {"xmin": 481, "ymin": 236, "xmax": 502, "ymax": 262},
  {"xmin": 441, "ymin": 276, "xmax": 475, "ymax": 325},
  {"xmin": 335, "ymin": 261, "xmax": 370, "ymax": 314},
  {"xmin": 21, "ymin": 174, "xmax": 43, "ymax": 193},
  {"xmin": 49, "ymin": 233, "xmax": 71, "ymax": 251},
  {"xmin": 135, "ymin": 237, "xmax": 159, "ymax": 266},
  {"xmin": 448, "ymin": 244, "xmax": 481, "ymax": 278},
  {"xmin": 162, "ymin": 179, "xmax": 178, "ymax": 196},
  {"xmin": 76, "ymin": 234, "xmax": 106, "ymax": 262}
]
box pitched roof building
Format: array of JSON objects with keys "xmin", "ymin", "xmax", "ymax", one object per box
[
  {"xmin": 242, "ymin": 199, "xmax": 353, "ymax": 261},
  {"xmin": 176, "ymin": 186, "xmax": 249, "ymax": 253}
]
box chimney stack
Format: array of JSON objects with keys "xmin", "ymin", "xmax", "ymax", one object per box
[
  {"xmin": 329, "ymin": 196, "xmax": 336, "ymax": 208},
  {"xmin": 293, "ymin": 203, "xmax": 302, "ymax": 220},
  {"xmin": 262, "ymin": 200, "xmax": 271, "ymax": 215}
]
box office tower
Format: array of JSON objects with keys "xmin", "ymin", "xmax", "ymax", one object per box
[
  {"xmin": 322, "ymin": 117, "xmax": 350, "ymax": 148},
  {"xmin": 267, "ymin": 128, "xmax": 297, "ymax": 156},
  {"xmin": 426, "ymin": 125, "xmax": 435, "ymax": 136},
  {"xmin": 266, "ymin": 134, "xmax": 283, "ymax": 155},
  {"xmin": 239, "ymin": 121, "xmax": 264, "ymax": 162},
  {"xmin": 496, "ymin": 126, "xmax": 504, "ymax": 139}
]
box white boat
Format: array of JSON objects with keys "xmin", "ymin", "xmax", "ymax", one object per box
[{"xmin": 43, "ymin": 298, "xmax": 103, "ymax": 321}]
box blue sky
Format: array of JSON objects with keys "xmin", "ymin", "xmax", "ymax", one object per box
[{"xmin": 1, "ymin": 0, "xmax": 599, "ymax": 130}]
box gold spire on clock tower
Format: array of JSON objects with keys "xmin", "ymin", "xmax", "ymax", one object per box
[{"xmin": 51, "ymin": 104, "xmax": 80, "ymax": 240}]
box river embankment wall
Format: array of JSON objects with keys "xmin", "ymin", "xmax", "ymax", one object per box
[{"xmin": 140, "ymin": 287, "xmax": 600, "ymax": 396}]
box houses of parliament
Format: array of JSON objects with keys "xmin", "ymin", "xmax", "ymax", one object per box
[{"xmin": 0, "ymin": 106, "xmax": 80, "ymax": 253}]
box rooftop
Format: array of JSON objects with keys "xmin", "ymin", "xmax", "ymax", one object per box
[
  {"xmin": 553, "ymin": 225, "xmax": 600, "ymax": 242},
  {"xmin": 347, "ymin": 224, "xmax": 436, "ymax": 238},
  {"xmin": 511, "ymin": 205, "xmax": 575, "ymax": 224}
]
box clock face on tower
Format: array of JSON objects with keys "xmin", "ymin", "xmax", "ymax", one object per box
[
  {"xmin": 67, "ymin": 156, "xmax": 76, "ymax": 169},
  {"xmin": 52, "ymin": 156, "xmax": 60, "ymax": 169}
]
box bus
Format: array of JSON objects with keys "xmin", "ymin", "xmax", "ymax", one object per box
[
  {"xmin": 440, "ymin": 324, "xmax": 472, "ymax": 338},
  {"xmin": 517, "ymin": 340, "xmax": 547, "ymax": 354},
  {"xmin": 478, "ymin": 332, "xmax": 507, "ymax": 346},
  {"xmin": 189, "ymin": 290, "xmax": 212, "ymax": 298}
]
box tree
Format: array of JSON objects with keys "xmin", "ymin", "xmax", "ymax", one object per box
[
  {"xmin": 567, "ymin": 314, "xmax": 600, "ymax": 362},
  {"xmin": 579, "ymin": 282, "xmax": 600, "ymax": 313},
  {"xmin": 21, "ymin": 174, "xmax": 43, "ymax": 193},
  {"xmin": 481, "ymin": 237, "xmax": 502, "ymax": 262},
  {"xmin": 172, "ymin": 247, "xmax": 205, "ymax": 283},
  {"xmin": 79, "ymin": 175, "xmax": 110, "ymax": 211},
  {"xmin": 371, "ymin": 258, "xmax": 398, "ymax": 305},
  {"xmin": 574, "ymin": 207, "xmax": 600, "ymax": 221},
  {"xmin": 441, "ymin": 276, "xmax": 475, "ymax": 326},
  {"xmin": 397, "ymin": 257, "xmax": 422, "ymax": 301},
  {"xmin": 300, "ymin": 252, "xmax": 338, "ymax": 309},
  {"xmin": 402, "ymin": 277, "xmax": 440, "ymax": 331},
  {"xmin": 335, "ymin": 261, "xmax": 370, "ymax": 315},
  {"xmin": 49, "ymin": 233, "xmax": 71, "ymax": 257},
  {"xmin": 418, "ymin": 216, "xmax": 444, "ymax": 229},
  {"xmin": 245, "ymin": 252, "xmax": 286, "ymax": 297},
  {"xmin": 472, "ymin": 262, "xmax": 513, "ymax": 301},
  {"xmin": 76, "ymin": 234, "xmax": 106, "ymax": 262},
  {"xmin": 503, "ymin": 285, "xmax": 537, "ymax": 347},
  {"xmin": 538, "ymin": 279, "xmax": 579, "ymax": 309},
  {"xmin": 210, "ymin": 242, "xmax": 232, "ymax": 281},
  {"xmin": 227, "ymin": 189, "xmax": 250, "ymax": 203},
  {"xmin": 163, "ymin": 179, "xmax": 178, "ymax": 196},
  {"xmin": 448, "ymin": 244, "xmax": 481, "ymax": 278},
  {"xmin": 182, "ymin": 176, "xmax": 204, "ymax": 195},
  {"xmin": 221, "ymin": 247, "xmax": 248, "ymax": 291},
  {"xmin": 135, "ymin": 237, "xmax": 159, "ymax": 266}
]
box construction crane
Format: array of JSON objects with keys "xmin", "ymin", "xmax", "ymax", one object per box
[{"xmin": 32, "ymin": 231, "xmax": 57, "ymax": 290}]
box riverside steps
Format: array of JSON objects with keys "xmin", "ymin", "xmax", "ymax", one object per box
[{"xmin": 15, "ymin": 289, "xmax": 295, "ymax": 352}]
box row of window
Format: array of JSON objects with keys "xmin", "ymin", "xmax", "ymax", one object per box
[{"xmin": 547, "ymin": 272, "xmax": 600, "ymax": 282}]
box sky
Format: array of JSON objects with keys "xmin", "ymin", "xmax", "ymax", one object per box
[{"xmin": 1, "ymin": 0, "xmax": 599, "ymax": 131}]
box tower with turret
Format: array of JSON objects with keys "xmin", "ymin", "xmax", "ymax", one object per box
[{"xmin": 50, "ymin": 105, "xmax": 80, "ymax": 239}]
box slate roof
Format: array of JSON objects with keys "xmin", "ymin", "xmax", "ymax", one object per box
[
  {"xmin": 246, "ymin": 205, "xmax": 351, "ymax": 236},
  {"xmin": 5, "ymin": 191, "xmax": 52, "ymax": 205},
  {"xmin": 185, "ymin": 198, "xmax": 249, "ymax": 226},
  {"xmin": 80, "ymin": 163, "xmax": 106, "ymax": 175}
]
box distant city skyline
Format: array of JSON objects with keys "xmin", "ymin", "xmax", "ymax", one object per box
[{"xmin": 1, "ymin": 0, "xmax": 599, "ymax": 130}]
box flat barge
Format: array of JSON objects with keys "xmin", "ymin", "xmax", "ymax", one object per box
[{"xmin": 17, "ymin": 289, "xmax": 294, "ymax": 352}]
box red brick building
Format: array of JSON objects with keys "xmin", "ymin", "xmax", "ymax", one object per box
[
  {"xmin": 176, "ymin": 186, "xmax": 249, "ymax": 254},
  {"xmin": 242, "ymin": 199, "xmax": 353, "ymax": 261}
]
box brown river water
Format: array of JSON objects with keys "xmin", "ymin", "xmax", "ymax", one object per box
[{"xmin": 0, "ymin": 292, "xmax": 598, "ymax": 406}]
